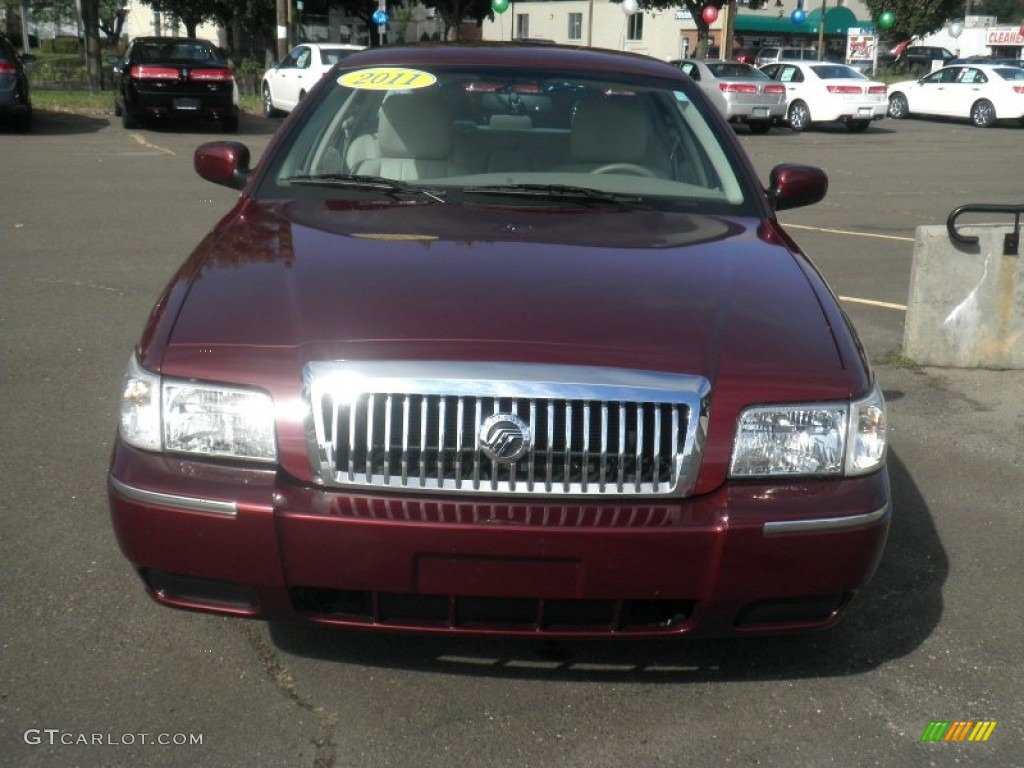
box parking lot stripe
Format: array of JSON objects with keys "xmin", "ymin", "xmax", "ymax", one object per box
[
  {"xmin": 129, "ymin": 133, "xmax": 176, "ymax": 156},
  {"xmin": 839, "ymin": 296, "xmax": 907, "ymax": 312},
  {"xmin": 783, "ymin": 223, "xmax": 915, "ymax": 243}
]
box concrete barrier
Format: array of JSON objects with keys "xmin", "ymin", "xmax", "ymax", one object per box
[{"xmin": 904, "ymin": 224, "xmax": 1024, "ymax": 369}]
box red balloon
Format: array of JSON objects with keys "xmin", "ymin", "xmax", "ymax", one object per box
[{"xmin": 702, "ymin": 5, "xmax": 719, "ymax": 24}]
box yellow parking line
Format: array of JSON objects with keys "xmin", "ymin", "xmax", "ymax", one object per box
[
  {"xmin": 129, "ymin": 133, "xmax": 176, "ymax": 156},
  {"xmin": 783, "ymin": 223, "xmax": 915, "ymax": 243},
  {"xmin": 780, "ymin": 223, "xmax": 911, "ymax": 311}
]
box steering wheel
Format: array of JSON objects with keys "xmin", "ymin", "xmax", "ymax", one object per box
[{"xmin": 590, "ymin": 163, "xmax": 657, "ymax": 178}]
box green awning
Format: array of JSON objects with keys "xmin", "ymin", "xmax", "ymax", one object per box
[
  {"xmin": 806, "ymin": 6, "xmax": 860, "ymax": 35},
  {"xmin": 735, "ymin": 6, "xmax": 869, "ymax": 35}
]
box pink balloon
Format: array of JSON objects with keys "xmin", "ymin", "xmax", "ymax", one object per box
[{"xmin": 702, "ymin": 5, "xmax": 719, "ymax": 24}]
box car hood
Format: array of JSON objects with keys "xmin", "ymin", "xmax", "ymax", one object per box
[{"xmin": 157, "ymin": 200, "xmax": 850, "ymax": 396}]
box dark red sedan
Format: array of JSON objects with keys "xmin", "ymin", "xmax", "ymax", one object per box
[{"xmin": 109, "ymin": 43, "xmax": 890, "ymax": 638}]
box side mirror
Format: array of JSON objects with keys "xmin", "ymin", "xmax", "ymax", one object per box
[
  {"xmin": 21, "ymin": 53, "xmax": 36, "ymax": 64},
  {"xmin": 194, "ymin": 141, "xmax": 251, "ymax": 190},
  {"xmin": 766, "ymin": 163, "xmax": 828, "ymax": 211}
]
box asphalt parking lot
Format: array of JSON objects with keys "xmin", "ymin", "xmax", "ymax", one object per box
[{"xmin": 1, "ymin": 110, "xmax": 1022, "ymax": 768}]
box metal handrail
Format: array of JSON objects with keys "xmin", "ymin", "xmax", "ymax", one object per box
[{"xmin": 946, "ymin": 203, "xmax": 1022, "ymax": 255}]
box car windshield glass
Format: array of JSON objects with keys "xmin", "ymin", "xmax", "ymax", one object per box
[{"xmin": 258, "ymin": 62, "xmax": 754, "ymax": 215}]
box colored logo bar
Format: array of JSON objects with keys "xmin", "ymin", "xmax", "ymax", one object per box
[{"xmin": 921, "ymin": 721, "xmax": 997, "ymax": 742}]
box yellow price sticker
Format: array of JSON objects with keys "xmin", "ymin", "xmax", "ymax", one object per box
[{"xmin": 338, "ymin": 67, "xmax": 438, "ymax": 91}]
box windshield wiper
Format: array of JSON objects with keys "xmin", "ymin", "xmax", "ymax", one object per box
[
  {"xmin": 283, "ymin": 173, "xmax": 447, "ymax": 203},
  {"xmin": 461, "ymin": 184, "xmax": 652, "ymax": 209}
]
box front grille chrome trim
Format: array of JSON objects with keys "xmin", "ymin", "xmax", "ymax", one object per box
[{"xmin": 304, "ymin": 362, "xmax": 710, "ymax": 498}]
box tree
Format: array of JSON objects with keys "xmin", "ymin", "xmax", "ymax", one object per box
[
  {"xmin": 861, "ymin": 0, "xmax": 966, "ymax": 41},
  {"xmin": 974, "ymin": 0, "xmax": 1024, "ymax": 23},
  {"xmin": 26, "ymin": 0, "xmax": 127, "ymax": 41},
  {"xmin": 430, "ymin": 0, "xmax": 493, "ymax": 40},
  {"xmin": 80, "ymin": 0, "xmax": 102, "ymax": 92},
  {"xmin": 139, "ymin": 0, "xmax": 222, "ymax": 38}
]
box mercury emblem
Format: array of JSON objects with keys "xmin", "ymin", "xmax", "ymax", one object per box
[{"xmin": 479, "ymin": 413, "xmax": 531, "ymax": 463}]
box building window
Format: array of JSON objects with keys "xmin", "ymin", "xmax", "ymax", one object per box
[
  {"xmin": 516, "ymin": 14, "xmax": 529, "ymax": 40},
  {"xmin": 568, "ymin": 12, "xmax": 583, "ymax": 41},
  {"xmin": 627, "ymin": 13, "xmax": 644, "ymax": 41}
]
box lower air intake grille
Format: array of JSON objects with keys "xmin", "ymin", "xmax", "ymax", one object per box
[{"xmin": 292, "ymin": 587, "xmax": 695, "ymax": 633}]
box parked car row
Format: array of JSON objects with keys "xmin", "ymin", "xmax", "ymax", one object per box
[
  {"xmin": 6, "ymin": 36, "xmax": 1021, "ymax": 136},
  {"xmin": 671, "ymin": 58, "xmax": 887, "ymax": 133},
  {"xmin": 672, "ymin": 56, "xmax": 1023, "ymax": 134}
]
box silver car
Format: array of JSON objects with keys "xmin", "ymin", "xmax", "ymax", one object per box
[{"xmin": 672, "ymin": 59, "xmax": 787, "ymax": 133}]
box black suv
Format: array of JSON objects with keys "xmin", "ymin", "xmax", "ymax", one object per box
[
  {"xmin": 880, "ymin": 46, "xmax": 956, "ymax": 74},
  {"xmin": 0, "ymin": 34, "xmax": 34, "ymax": 132}
]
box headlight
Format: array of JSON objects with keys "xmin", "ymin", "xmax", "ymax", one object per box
[
  {"xmin": 729, "ymin": 384, "xmax": 886, "ymax": 478},
  {"xmin": 118, "ymin": 355, "xmax": 277, "ymax": 462}
]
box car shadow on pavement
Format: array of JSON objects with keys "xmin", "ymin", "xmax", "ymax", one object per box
[
  {"xmin": 759, "ymin": 123, "xmax": 899, "ymax": 137},
  {"xmin": 14, "ymin": 109, "xmax": 110, "ymax": 135},
  {"xmin": 268, "ymin": 450, "xmax": 946, "ymax": 683},
  {"xmin": 133, "ymin": 113, "xmax": 280, "ymax": 137}
]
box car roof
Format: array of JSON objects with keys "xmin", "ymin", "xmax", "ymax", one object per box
[
  {"xmin": 306, "ymin": 43, "xmax": 365, "ymax": 49},
  {"xmin": 341, "ymin": 42, "xmax": 684, "ymax": 81},
  {"xmin": 131, "ymin": 36, "xmax": 216, "ymax": 45}
]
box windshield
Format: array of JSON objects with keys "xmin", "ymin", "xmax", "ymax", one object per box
[{"xmin": 258, "ymin": 63, "xmax": 755, "ymax": 215}]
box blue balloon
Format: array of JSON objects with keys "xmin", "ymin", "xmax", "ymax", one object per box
[
  {"xmin": 790, "ymin": 8, "xmax": 806, "ymax": 24},
  {"xmin": 372, "ymin": 9, "xmax": 389, "ymax": 25}
]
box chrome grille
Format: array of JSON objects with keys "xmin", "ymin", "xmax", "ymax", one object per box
[{"xmin": 304, "ymin": 362, "xmax": 709, "ymax": 497}]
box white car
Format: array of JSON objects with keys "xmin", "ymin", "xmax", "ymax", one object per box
[
  {"xmin": 759, "ymin": 61, "xmax": 888, "ymax": 132},
  {"xmin": 672, "ymin": 59, "xmax": 787, "ymax": 133},
  {"xmin": 262, "ymin": 43, "xmax": 365, "ymax": 116},
  {"xmin": 887, "ymin": 63, "xmax": 1024, "ymax": 128}
]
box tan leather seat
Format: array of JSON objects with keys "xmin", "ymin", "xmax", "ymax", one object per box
[
  {"xmin": 354, "ymin": 91, "xmax": 465, "ymax": 180},
  {"xmin": 554, "ymin": 98, "xmax": 661, "ymax": 175}
]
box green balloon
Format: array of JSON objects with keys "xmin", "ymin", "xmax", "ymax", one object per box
[
  {"xmin": 492, "ymin": 0, "xmax": 510, "ymax": 13},
  {"xmin": 879, "ymin": 11, "xmax": 895, "ymax": 29}
]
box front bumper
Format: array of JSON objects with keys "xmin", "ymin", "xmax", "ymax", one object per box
[{"xmin": 108, "ymin": 442, "xmax": 890, "ymax": 638}]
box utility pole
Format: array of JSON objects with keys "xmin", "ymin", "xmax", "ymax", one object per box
[
  {"xmin": 19, "ymin": 0, "xmax": 30, "ymax": 51},
  {"xmin": 721, "ymin": 0, "xmax": 735, "ymax": 60},
  {"xmin": 817, "ymin": 0, "xmax": 826, "ymax": 60},
  {"xmin": 276, "ymin": 0, "xmax": 288, "ymax": 61}
]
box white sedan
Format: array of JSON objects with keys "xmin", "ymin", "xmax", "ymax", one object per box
[
  {"xmin": 887, "ymin": 63, "xmax": 1024, "ymax": 127},
  {"xmin": 261, "ymin": 43, "xmax": 365, "ymax": 116},
  {"xmin": 672, "ymin": 59, "xmax": 787, "ymax": 133},
  {"xmin": 760, "ymin": 61, "xmax": 888, "ymax": 132}
]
